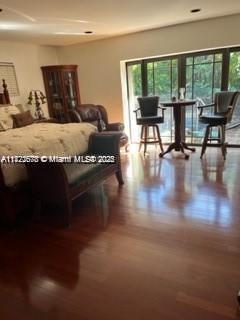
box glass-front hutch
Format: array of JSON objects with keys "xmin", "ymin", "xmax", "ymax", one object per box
[{"xmin": 41, "ymin": 65, "xmax": 81, "ymax": 122}]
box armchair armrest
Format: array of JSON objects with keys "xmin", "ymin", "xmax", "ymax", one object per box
[
  {"xmin": 158, "ymin": 106, "xmax": 166, "ymax": 111},
  {"xmin": 88, "ymin": 132, "xmax": 121, "ymax": 156},
  {"xmin": 197, "ymin": 103, "xmax": 215, "ymax": 109},
  {"xmin": 217, "ymin": 106, "xmax": 233, "ymax": 117},
  {"xmin": 198, "ymin": 103, "xmax": 215, "ymax": 116},
  {"xmin": 133, "ymin": 108, "xmax": 141, "ymax": 120},
  {"xmin": 68, "ymin": 109, "xmax": 82, "ymax": 123},
  {"xmin": 133, "ymin": 108, "xmax": 140, "ymax": 113},
  {"xmin": 134, "ymin": 106, "xmax": 166, "ymax": 119},
  {"xmin": 158, "ymin": 105, "xmax": 166, "ymax": 119},
  {"xmin": 106, "ymin": 122, "xmax": 125, "ymax": 131}
]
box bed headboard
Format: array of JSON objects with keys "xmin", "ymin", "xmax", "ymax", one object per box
[{"xmin": 0, "ymin": 79, "xmax": 10, "ymax": 104}]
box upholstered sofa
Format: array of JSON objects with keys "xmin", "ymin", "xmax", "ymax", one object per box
[{"xmin": 68, "ymin": 104, "xmax": 129, "ymax": 151}]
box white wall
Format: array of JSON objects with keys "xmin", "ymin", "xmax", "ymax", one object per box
[
  {"xmin": 57, "ymin": 14, "xmax": 240, "ymax": 123},
  {"xmin": 0, "ymin": 41, "xmax": 58, "ymax": 117}
]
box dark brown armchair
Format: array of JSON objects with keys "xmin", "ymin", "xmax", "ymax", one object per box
[{"xmin": 69, "ymin": 104, "xmax": 128, "ymax": 150}]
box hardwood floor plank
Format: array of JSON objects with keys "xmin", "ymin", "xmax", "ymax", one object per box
[
  {"xmin": 176, "ymin": 291, "xmax": 237, "ymax": 319},
  {"xmin": 0, "ymin": 148, "xmax": 240, "ymax": 319}
]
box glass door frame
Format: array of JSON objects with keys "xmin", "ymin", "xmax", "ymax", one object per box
[
  {"xmin": 126, "ymin": 60, "xmax": 144, "ymax": 142},
  {"xmin": 180, "ymin": 49, "xmax": 226, "ymax": 143},
  {"xmin": 126, "ymin": 45, "xmax": 240, "ymax": 147}
]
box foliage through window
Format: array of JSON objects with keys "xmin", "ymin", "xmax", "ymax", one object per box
[{"xmin": 126, "ymin": 46, "xmax": 240, "ymax": 146}]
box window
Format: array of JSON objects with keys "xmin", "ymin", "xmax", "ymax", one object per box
[
  {"xmin": 126, "ymin": 62, "xmax": 142, "ymax": 142},
  {"xmin": 185, "ymin": 52, "xmax": 223, "ymax": 143},
  {"xmin": 229, "ymin": 51, "xmax": 240, "ymax": 91},
  {"xmin": 147, "ymin": 58, "xmax": 178, "ymax": 142},
  {"xmin": 226, "ymin": 50, "xmax": 240, "ymax": 144},
  {"xmin": 126, "ymin": 46, "xmax": 240, "ymax": 146},
  {"xmin": 0, "ymin": 62, "xmax": 20, "ymax": 96}
]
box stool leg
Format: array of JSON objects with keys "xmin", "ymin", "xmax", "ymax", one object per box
[
  {"xmin": 200, "ymin": 125, "xmax": 210, "ymax": 159},
  {"xmin": 144, "ymin": 125, "xmax": 148, "ymax": 156},
  {"xmin": 153, "ymin": 126, "xmax": 157, "ymax": 147},
  {"xmin": 210, "ymin": 127, "xmax": 213, "ymax": 143},
  {"xmin": 218, "ymin": 127, "xmax": 221, "ymax": 143},
  {"xmin": 155, "ymin": 125, "xmax": 164, "ymax": 152},
  {"xmin": 139, "ymin": 126, "xmax": 144, "ymax": 152},
  {"xmin": 116, "ymin": 163, "xmax": 124, "ymax": 185},
  {"xmin": 221, "ymin": 125, "xmax": 227, "ymax": 160}
]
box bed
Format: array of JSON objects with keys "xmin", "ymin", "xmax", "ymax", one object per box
[{"xmin": 0, "ymin": 80, "xmax": 96, "ymax": 224}]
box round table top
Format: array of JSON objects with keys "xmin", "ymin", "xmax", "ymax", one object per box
[{"xmin": 160, "ymin": 99, "xmax": 197, "ymax": 107}]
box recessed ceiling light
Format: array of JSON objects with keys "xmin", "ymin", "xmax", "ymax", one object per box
[
  {"xmin": 191, "ymin": 8, "xmax": 201, "ymax": 13},
  {"xmin": 84, "ymin": 31, "xmax": 93, "ymax": 34}
]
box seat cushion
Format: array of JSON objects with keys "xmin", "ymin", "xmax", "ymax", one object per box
[
  {"xmin": 64, "ymin": 163, "xmax": 106, "ymax": 188},
  {"xmin": 92, "ymin": 130, "xmax": 128, "ymax": 147},
  {"xmin": 137, "ymin": 116, "xmax": 164, "ymax": 125},
  {"xmin": 199, "ymin": 115, "xmax": 227, "ymax": 126}
]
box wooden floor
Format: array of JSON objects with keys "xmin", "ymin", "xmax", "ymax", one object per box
[{"xmin": 1, "ymin": 148, "xmax": 240, "ymax": 320}]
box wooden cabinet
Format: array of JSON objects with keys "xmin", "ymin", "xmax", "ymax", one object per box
[{"xmin": 41, "ymin": 65, "xmax": 81, "ymax": 122}]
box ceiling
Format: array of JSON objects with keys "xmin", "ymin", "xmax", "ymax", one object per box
[{"xmin": 0, "ymin": 0, "xmax": 240, "ymax": 46}]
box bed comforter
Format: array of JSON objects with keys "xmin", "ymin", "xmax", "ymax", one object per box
[{"xmin": 0, "ymin": 122, "xmax": 97, "ymax": 187}]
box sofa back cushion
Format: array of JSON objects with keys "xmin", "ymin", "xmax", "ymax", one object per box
[
  {"xmin": 76, "ymin": 104, "xmax": 107, "ymax": 131},
  {"xmin": 77, "ymin": 105, "xmax": 101, "ymax": 121}
]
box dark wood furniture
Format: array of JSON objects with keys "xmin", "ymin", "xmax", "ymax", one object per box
[
  {"xmin": 0, "ymin": 80, "xmax": 32, "ymax": 225},
  {"xmin": 159, "ymin": 99, "xmax": 196, "ymax": 159},
  {"xmin": 26, "ymin": 133, "xmax": 124, "ymax": 227},
  {"xmin": 41, "ymin": 65, "xmax": 81, "ymax": 123},
  {"xmin": 0, "ymin": 149, "xmax": 240, "ymax": 320},
  {"xmin": 0, "ymin": 79, "xmax": 10, "ymax": 104},
  {"xmin": 0, "ymin": 171, "xmax": 32, "ymax": 225},
  {"xmin": 0, "ymin": 80, "xmax": 121, "ymax": 226},
  {"xmin": 198, "ymin": 91, "xmax": 240, "ymax": 160},
  {"xmin": 134, "ymin": 96, "xmax": 165, "ymax": 156},
  {"xmin": 69, "ymin": 104, "xmax": 129, "ymax": 151}
]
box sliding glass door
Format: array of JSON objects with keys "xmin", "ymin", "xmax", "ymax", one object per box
[
  {"xmin": 126, "ymin": 46, "xmax": 240, "ymax": 146},
  {"xmin": 185, "ymin": 53, "xmax": 223, "ymax": 144},
  {"xmin": 126, "ymin": 62, "xmax": 142, "ymax": 142},
  {"xmin": 146, "ymin": 58, "xmax": 178, "ymax": 142},
  {"xmin": 226, "ymin": 50, "xmax": 240, "ymax": 145}
]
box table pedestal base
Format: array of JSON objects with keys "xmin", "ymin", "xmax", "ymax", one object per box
[
  {"xmin": 159, "ymin": 142, "xmax": 196, "ymax": 160},
  {"xmin": 159, "ymin": 99, "xmax": 197, "ymax": 160}
]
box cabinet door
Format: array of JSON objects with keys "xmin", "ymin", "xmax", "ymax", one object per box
[
  {"xmin": 63, "ymin": 71, "xmax": 79, "ymax": 111},
  {"xmin": 46, "ymin": 70, "xmax": 66, "ymax": 122}
]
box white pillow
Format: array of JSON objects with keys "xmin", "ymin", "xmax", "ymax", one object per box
[{"xmin": 0, "ymin": 105, "xmax": 20, "ymax": 130}]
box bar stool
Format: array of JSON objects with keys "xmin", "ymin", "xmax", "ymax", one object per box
[
  {"xmin": 198, "ymin": 91, "xmax": 239, "ymax": 160},
  {"xmin": 134, "ymin": 96, "xmax": 165, "ymax": 155}
]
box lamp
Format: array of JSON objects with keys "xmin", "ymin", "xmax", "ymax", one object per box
[{"xmin": 28, "ymin": 90, "xmax": 46, "ymax": 119}]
